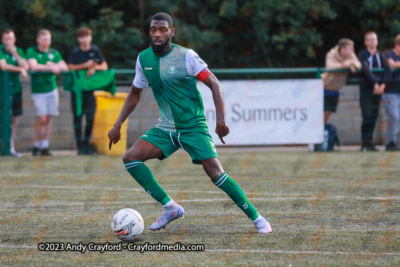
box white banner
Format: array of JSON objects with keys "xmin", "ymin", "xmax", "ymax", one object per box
[{"xmin": 197, "ymin": 79, "xmax": 324, "ymax": 145}]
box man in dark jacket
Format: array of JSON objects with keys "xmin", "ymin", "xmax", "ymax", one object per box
[{"xmin": 358, "ymin": 31, "xmax": 392, "ymax": 151}]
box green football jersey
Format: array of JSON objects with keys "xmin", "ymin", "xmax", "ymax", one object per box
[
  {"xmin": 0, "ymin": 45, "xmax": 25, "ymax": 94},
  {"xmin": 26, "ymin": 46, "xmax": 63, "ymax": 93},
  {"xmin": 133, "ymin": 44, "xmax": 209, "ymax": 132}
]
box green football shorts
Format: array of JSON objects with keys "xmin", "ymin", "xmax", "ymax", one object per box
[{"xmin": 140, "ymin": 127, "xmax": 219, "ymax": 164}]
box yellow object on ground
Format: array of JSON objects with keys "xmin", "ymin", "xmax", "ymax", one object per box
[{"xmin": 93, "ymin": 91, "xmax": 128, "ymax": 155}]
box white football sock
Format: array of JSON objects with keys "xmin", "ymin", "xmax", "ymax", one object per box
[
  {"xmin": 252, "ymin": 215, "xmax": 262, "ymax": 223},
  {"xmin": 10, "ymin": 138, "xmax": 15, "ymax": 151},
  {"xmin": 40, "ymin": 140, "xmax": 49, "ymax": 149},
  {"xmin": 163, "ymin": 199, "xmax": 175, "ymax": 208}
]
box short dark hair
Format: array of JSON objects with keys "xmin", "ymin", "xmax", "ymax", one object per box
[
  {"xmin": 2, "ymin": 29, "xmax": 14, "ymax": 35},
  {"xmin": 338, "ymin": 38, "xmax": 354, "ymax": 49},
  {"xmin": 151, "ymin": 13, "xmax": 173, "ymax": 27},
  {"xmin": 37, "ymin": 29, "xmax": 51, "ymax": 37},
  {"xmin": 76, "ymin": 27, "xmax": 92, "ymax": 37},
  {"xmin": 394, "ymin": 34, "xmax": 400, "ymax": 46}
]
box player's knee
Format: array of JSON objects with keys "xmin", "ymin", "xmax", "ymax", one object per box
[
  {"xmin": 123, "ymin": 150, "xmax": 142, "ymax": 163},
  {"xmin": 210, "ymin": 170, "xmax": 224, "ymax": 181},
  {"xmin": 205, "ymin": 167, "xmax": 224, "ymax": 181},
  {"xmin": 39, "ymin": 116, "xmax": 47, "ymax": 125},
  {"xmin": 202, "ymin": 158, "xmax": 224, "ymax": 181},
  {"xmin": 40, "ymin": 115, "xmax": 51, "ymax": 125},
  {"xmin": 122, "ymin": 152, "xmax": 134, "ymax": 163}
]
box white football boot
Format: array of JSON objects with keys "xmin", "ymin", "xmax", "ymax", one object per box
[
  {"xmin": 10, "ymin": 149, "xmax": 21, "ymax": 158},
  {"xmin": 149, "ymin": 202, "xmax": 185, "ymax": 231},
  {"xmin": 253, "ymin": 216, "xmax": 272, "ymax": 234}
]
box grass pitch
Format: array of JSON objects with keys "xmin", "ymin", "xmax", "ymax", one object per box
[{"xmin": 0, "ymin": 149, "xmax": 399, "ymax": 266}]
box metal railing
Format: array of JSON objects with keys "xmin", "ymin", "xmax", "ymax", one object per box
[
  {"xmin": 113, "ymin": 67, "xmax": 388, "ymax": 77},
  {"xmin": 0, "ymin": 68, "xmax": 391, "ymax": 155}
]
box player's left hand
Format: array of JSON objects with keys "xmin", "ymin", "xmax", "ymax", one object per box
[
  {"xmin": 19, "ymin": 68, "xmax": 28, "ymax": 79},
  {"xmin": 215, "ymin": 122, "xmax": 229, "ymax": 144},
  {"xmin": 349, "ymin": 65, "xmax": 357, "ymax": 74}
]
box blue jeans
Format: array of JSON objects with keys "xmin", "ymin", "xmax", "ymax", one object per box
[{"xmin": 382, "ymin": 93, "xmax": 400, "ymax": 144}]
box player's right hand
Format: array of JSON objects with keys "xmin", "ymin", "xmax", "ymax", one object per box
[
  {"xmin": 49, "ymin": 64, "xmax": 61, "ymax": 74},
  {"xmin": 108, "ymin": 124, "xmax": 122, "ymax": 150},
  {"xmin": 19, "ymin": 68, "xmax": 28, "ymax": 79},
  {"xmin": 373, "ymin": 83, "xmax": 381, "ymax": 95},
  {"xmin": 86, "ymin": 59, "xmax": 96, "ymax": 68}
]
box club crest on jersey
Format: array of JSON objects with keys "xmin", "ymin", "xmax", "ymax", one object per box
[
  {"xmin": 49, "ymin": 54, "xmax": 54, "ymax": 60},
  {"xmin": 167, "ymin": 65, "xmax": 177, "ymax": 74}
]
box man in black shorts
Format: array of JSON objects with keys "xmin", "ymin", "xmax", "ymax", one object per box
[
  {"xmin": 68, "ymin": 27, "xmax": 108, "ymax": 154},
  {"xmin": 0, "ymin": 29, "xmax": 29, "ymax": 157}
]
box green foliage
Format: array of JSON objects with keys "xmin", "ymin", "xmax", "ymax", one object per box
[{"xmin": 0, "ymin": 0, "xmax": 399, "ymax": 68}]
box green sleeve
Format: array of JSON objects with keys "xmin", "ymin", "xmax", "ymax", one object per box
[
  {"xmin": 0, "ymin": 49, "xmax": 5, "ymax": 60},
  {"xmin": 17, "ymin": 48, "xmax": 26, "ymax": 59},
  {"xmin": 26, "ymin": 48, "xmax": 35, "ymax": 59},
  {"xmin": 54, "ymin": 50, "xmax": 63, "ymax": 63}
]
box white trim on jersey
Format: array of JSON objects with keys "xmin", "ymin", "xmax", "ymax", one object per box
[
  {"xmin": 132, "ymin": 48, "xmax": 208, "ymax": 88},
  {"xmin": 132, "ymin": 55, "xmax": 149, "ymax": 89},
  {"xmin": 186, "ymin": 49, "xmax": 208, "ymax": 77}
]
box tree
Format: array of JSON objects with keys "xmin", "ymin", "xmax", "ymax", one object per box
[{"xmin": 0, "ymin": 0, "xmax": 400, "ymax": 69}]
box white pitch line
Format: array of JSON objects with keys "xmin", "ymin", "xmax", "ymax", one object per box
[
  {"xmin": 205, "ymin": 249, "xmax": 400, "ymax": 256},
  {"xmin": 0, "ymin": 198, "xmax": 304, "ymax": 208},
  {"xmin": 4, "ymin": 184, "xmax": 224, "ymax": 194},
  {"xmin": 0, "ymin": 245, "xmax": 36, "ymax": 249},
  {"xmin": 0, "ymin": 245, "xmax": 399, "ymax": 256},
  {"xmin": 0, "ymin": 195, "xmax": 398, "ymax": 208},
  {"xmin": 0, "ymin": 198, "xmax": 271, "ymax": 208},
  {"xmin": 2, "ymin": 184, "xmax": 399, "ymax": 201}
]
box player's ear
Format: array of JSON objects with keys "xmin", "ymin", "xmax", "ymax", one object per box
[{"xmin": 170, "ymin": 27, "xmax": 175, "ymax": 37}]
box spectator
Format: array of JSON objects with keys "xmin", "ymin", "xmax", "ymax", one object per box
[
  {"xmin": 68, "ymin": 27, "xmax": 108, "ymax": 155},
  {"xmin": 321, "ymin": 38, "xmax": 361, "ymax": 124},
  {"xmin": 0, "ymin": 29, "xmax": 29, "ymax": 157},
  {"xmin": 26, "ymin": 29, "xmax": 69, "ymax": 156},
  {"xmin": 358, "ymin": 31, "xmax": 392, "ymax": 151},
  {"xmin": 382, "ymin": 34, "xmax": 400, "ymax": 151}
]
